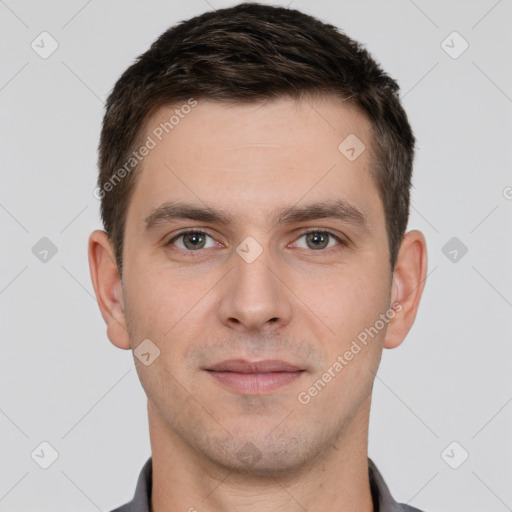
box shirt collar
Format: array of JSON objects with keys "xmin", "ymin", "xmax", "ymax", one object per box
[{"xmin": 114, "ymin": 456, "xmax": 422, "ymax": 512}]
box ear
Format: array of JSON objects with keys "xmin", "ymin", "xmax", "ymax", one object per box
[
  {"xmin": 88, "ymin": 230, "xmax": 131, "ymax": 350},
  {"xmin": 383, "ymin": 229, "xmax": 428, "ymax": 349}
]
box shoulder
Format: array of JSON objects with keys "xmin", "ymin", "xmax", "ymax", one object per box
[
  {"xmin": 368, "ymin": 458, "xmax": 427, "ymax": 512},
  {"xmin": 108, "ymin": 457, "xmax": 153, "ymax": 512}
]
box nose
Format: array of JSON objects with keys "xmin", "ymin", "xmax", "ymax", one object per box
[{"xmin": 216, "ymin": 245, "xmax": 292, "ymax": 333}]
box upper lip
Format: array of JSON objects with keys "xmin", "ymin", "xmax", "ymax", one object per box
[{"xmin": 206, "ymin": 359, "xmax": 303, "ymax": 373}]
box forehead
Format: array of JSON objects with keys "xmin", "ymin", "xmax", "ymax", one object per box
[
  {"xmin": 128, "ymin": 95, "xmax": 383, "ymax": 233},
  {"xmin": 144, "ymin": 95, "xmax": 371, "ymax": 164}
]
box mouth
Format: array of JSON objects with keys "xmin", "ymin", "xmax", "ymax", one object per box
[{"xmin": 205, "ymin": 359, "xmax": 306, "ymax": 394}]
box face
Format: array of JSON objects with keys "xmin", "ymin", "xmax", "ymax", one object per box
[{"xmin": 113, "ymin": 96, "xmax": 398, "ymax": 475}]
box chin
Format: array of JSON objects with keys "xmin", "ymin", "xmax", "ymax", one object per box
[{"xmin": 205, "ymin": 431, "xmax": 317, "ymax": 478}]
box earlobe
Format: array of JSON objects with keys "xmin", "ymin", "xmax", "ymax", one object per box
[
  {"xmin": 383, "ymin": 230, "xmax": 428, "ymax": 350},
  {"xmin": 88, "ymin": 230, "xmax": 131, "ymax": 350}
]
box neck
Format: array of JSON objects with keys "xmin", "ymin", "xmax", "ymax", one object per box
[{"xmin": 148, "ymin": 399, "xmax": 374, "ymax": 512}]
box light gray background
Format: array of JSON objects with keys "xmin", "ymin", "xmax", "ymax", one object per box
[{"xmin": 1, "ymin": 1, "xmax": 511, "ymax": 511}]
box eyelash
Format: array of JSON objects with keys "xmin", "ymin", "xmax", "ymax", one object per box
[{"xmin": 166, "ymin": 228, "xmax": 347, "ymax": 254}]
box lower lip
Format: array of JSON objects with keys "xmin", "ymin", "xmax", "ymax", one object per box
[{"xmin": 207, "ymin": 371, "xmax": 303, "ymax": 394}]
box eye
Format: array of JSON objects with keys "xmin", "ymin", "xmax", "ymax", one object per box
[
  {"xmin": 292, "ymin": 230, "xmax": 343, "ymax": 250},
  {"xmin": 167, "ymin": 230, "xmax": 218, "ymax": 251}
]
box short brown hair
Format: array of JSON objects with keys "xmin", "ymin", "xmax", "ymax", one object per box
[{"xmin": 98, "ymin": 2, "xmax": 415, "ymax": 274}]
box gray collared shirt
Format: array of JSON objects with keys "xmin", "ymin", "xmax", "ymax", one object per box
[{"xmin": 111, "ymin": 457, "xmax": 424, "ymax": 512}]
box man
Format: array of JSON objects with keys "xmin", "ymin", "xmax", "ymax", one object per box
[{"xmin": 89, "ymin": 3, "xmax": 428, "ymax": 511}]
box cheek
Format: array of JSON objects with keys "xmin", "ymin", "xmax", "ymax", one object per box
[
  {"xmin": 292, "ymin": 256, "xmax": 390, "ymax": 342},
  {"xmin": 124, "ymin": 278, "xmax": 171, "ymax": 337},
  {"xmin": 124, "ymin": 264, "xmax": 198, "ymax": 330},
  {"xmin": 123, "ymin": 266, "xmax": 218, "ymax": 371},
  {"xmin": 122, "ymin": 271, "xmax": 202, "ymax": 401}
]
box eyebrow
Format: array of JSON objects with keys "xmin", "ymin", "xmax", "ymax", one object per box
[{"xmin": 144, "ymin": 199, "xmax": 369, "ymax": 232}]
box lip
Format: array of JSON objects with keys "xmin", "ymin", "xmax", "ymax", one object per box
[
  {"xmin": 208, "ymin": 359, "xmax": 302, "ymax": 373},
  {"xmin": 205, "ymin": 359, "xmax": 305, "ymax": 394}
]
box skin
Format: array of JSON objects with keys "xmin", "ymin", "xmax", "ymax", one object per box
[{"xmin": 89, "ymin": 95, "xmax": 427, "ymax": 512}]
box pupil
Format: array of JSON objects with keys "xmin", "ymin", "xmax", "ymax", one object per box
[
  {"xmin": 185, "ymin": 232, "xmax": 204, "ymax": 249},
  {"xmin": 307, "ymin": 232, "xmax": 328, "ymax": 249}
]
